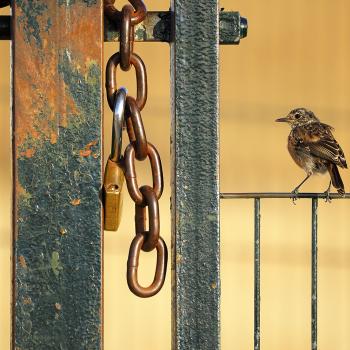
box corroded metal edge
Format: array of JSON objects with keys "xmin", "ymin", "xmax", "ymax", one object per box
[
  {"xmin": 12, "ymin": 1, "xmax": 103, "ymax": 348},
  {"xmin": 171, "ymin": 0, "xmax": 220, "ymax": 349},
  {"xmin": 105, "ymin": 11, "xmax": 245, "ymax": 44},
  {"xmin": 105, "ymin": 11, "xmax": 171, "ymax": 42},
  {"xmin": 105, "ymin": 11, "xmax": 248, "ymax": 44},
  {"xmin": 3, "ymin": 11, "xmax": 247, "ymax": 44}
]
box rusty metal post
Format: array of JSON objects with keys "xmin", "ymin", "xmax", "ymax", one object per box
[{"xmin": 12, "ymin": 1, "xmax": 103, "ymax": 348}]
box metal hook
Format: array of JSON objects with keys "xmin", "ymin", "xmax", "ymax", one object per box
[{"xmin": 110, "ymin": 87, "xmax": 127, "ymax": 162}]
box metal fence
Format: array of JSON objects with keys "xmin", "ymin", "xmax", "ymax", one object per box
[{"xmin": 221, "ymin": 192, "xmax": 349, "ymax": 350}]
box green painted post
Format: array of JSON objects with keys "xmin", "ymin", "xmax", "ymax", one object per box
[
  {"xmin": 12, "ymin": 1, "xmax": 103, "ymax": 348},
  {"xmin": 171, "ymin": 0, "xmax": 220, "ymax": 349}
]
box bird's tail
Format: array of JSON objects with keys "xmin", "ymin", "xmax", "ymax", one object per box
[{"xmin": 328, "ymin": 163, "xmax": 345, "ymax": 195}]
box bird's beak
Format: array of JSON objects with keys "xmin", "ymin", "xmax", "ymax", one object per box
[{"xmin": 275, "ymin": 117, "xmax": 288, "ymax": 122}]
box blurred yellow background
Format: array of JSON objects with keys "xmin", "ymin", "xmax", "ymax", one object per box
[{"xmin": 1, "ymin": 1, "xmax": 350, "ymax": 349}]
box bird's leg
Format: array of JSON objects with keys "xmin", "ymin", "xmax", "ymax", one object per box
[
  {"xmin": 291, "ymin": 174, "xmax": 311, "ymax": 204},
  {"xmin": 323, "ymin": 180, "xmax": 332, "ymax": 203}
]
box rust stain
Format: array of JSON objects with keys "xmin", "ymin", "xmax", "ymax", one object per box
[
  {"xmin": 14, "ymin": 2, "xmax": 101, "ymax": 153},
  {"xmin": 19, "ymin": 255, "xmax": 27, "ymax": 269},
  {"xmin": 59, "ymin": 228, "xmax": 67, "ymax": 236},
  {"xmin": 55, "ymin": 302, "xmax": 62, "ymax": 311},
  {"xmin": 16, "ymin": 178, "xmax": 28, "ymax": 197},
  {"xmin": 50, "ymin": 132, "xmax": 58, "ymax": 144},
  {"xmin": 23, "ymin": 297, "xmax": 32, "ymax": 305},
  {"xmin": 80, "ymin": 149, "xmax": 92, "ymax": 157},
  {"xmin": 70, "ymin": 198, "xmax": 81, "ymax": 206},
  {"xmin": 79, "ymin": 140, "xmax": 98, "ymax": 158},
  {"xmin": 20, "ymin": 148, "xmax": 35, "ymax": 158}
]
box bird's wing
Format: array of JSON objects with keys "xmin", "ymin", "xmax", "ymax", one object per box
[{"xmin": 300, "ymin": 123, "xmax": 347, "ymax": 168}]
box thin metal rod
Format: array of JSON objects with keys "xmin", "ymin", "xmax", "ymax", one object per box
[
  {"xmin": 311, "ymin": 198, "xmax": 318, "ymax": 350},
  {"xmin": 220, "ymin": 192, "xmax": 350, "ymax": 199},
  {"xmin": 254, "ymin": 198, "xmax": 261, "ymax": 350}
]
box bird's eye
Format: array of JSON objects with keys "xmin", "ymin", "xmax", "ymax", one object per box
[{"xmin": 294, "ymin": 113, "xmax": 301, "ymax": 119}]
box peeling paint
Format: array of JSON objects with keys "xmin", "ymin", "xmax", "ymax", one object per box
[
  {"xmin": 13, "ymin": 1, "xmax": 103, "ymax": 348},
  {"xmin": 16, "ymin": 0, "xmax": 48, "ymax": 48},
  {"xmin": 59, "ymin": 228, "xmax": 67, "ymax": 236},
  {"xmin": 70, "ymin": 198, "xmax": 81, "ymax": 206},
  {"xmin": 50, "ymin": 251, "xmax": 63, "ymax": 276},
  {"xmin": 23, "ymin": 297, "xmax": 32, "ymax": 305},
  {"xmin": 176, "ymin": 254, "xmax": 183, "ymax": 263},
  {"xmin": 18, "ymin": 256, "xmax": 27, "ymax": 269}
]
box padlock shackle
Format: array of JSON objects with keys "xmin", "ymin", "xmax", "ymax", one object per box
[{"xmin": 110, "ymin": 87, "xmax": 127, "ymax": 162}]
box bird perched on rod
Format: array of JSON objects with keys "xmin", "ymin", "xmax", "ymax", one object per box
[{"xmin": 276, "ymin": 108, "xmax": 347, "ymax": 200}]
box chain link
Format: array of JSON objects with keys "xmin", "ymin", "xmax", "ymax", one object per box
[
  {"xmin": 124, "ymin": 143, "xmax": 163, "ymax": 205},
  {"xmin": 104, "ymin": 0, "xmax": 146, "ymax": 25},
  {"xmin": 106, "ymin": 52, "xmax": 147, "ymax": 111},
  {"xmin": 104, "ymin": 0, "xmax": 167, "ymax": 298},
  {"xmin": 125, "ymin": 96, "xmax": 148, "ymax": 160}
]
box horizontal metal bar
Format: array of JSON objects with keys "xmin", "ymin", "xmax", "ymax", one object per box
[
  {"xmin": 0, "ymin": 15, "xmax": 10, "ymax": 40},
  {"xmin": 220, "ymin": 192, "xmax": 350, "ymax": 199},
  {"xmin": 106, "ymin": 11, "xmax": 247, "ymax": 44},
  {"xmin": 1, "ymin": 12, "xmax": 248, "ymax": 44}
]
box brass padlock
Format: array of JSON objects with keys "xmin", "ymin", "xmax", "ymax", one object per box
[
  {"xmin": 103, "ymin": 87, "xmax": 127, "ymax": 231},
  {"xmin": 103, "ymin": 158, "xmax": 125, "ymax": 231}
]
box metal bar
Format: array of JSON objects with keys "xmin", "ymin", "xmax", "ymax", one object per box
[
  {"xmin": 12, "ymin": 1, "xmax": 103, "ymax": 348},
  {"xmin": 105, "ymin": 11, "xmax": 247, "ymax": 44},
  {"xmin": 221, "ymin": 192, "xmax": 350, "ymax": 199},
  {"xmin": 311, "ymin": 198, "xmax": 318, "ymax": 350},
  {"xmin": 254, "ymin": 198, "xmax": 261, "ymax": 350},
  {"xmin": 171, "ymin": 0, "xmax": 220, "ymax": 348},
  {"xmin": 0, "ymin": 15, "xmax": 10, "ymax": 40},
  {"xmin": 2, "ymin": 12, "xmax": 248, "ymax": 44}
]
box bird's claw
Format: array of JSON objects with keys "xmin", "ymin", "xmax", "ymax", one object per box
[
  {"xmin": 323, "ymin": 190, "xmax": 332, "ymax": 203},
  {"xmin": 291, "ymin": 188, "xmax": 299, "ymax": 205}
]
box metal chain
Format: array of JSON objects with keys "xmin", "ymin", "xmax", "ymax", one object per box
[{"xmin": 104, "ymin": 0, "xmax": 167, "ymax": 298}]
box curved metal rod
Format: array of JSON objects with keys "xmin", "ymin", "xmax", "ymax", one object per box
[{"xmin": 110, "ymin": 87, "xmax": 127, "ymax": 162}]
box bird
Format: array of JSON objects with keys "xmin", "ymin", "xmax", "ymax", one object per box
[{"xmin": 276, "ymin": 108, "xmax": 347, "ymax": 201}]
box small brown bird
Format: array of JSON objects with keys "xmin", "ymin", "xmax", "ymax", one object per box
[{"xmin": 276, "ymin": 108, "xmax": 347, "ymax": 199}]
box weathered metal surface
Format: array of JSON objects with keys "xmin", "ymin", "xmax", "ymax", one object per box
[
  {"xmin": 105, "ymin": 11, "xmax": 171, "ymax": 42},
  {"xmin": 254, "ymin": 199, "xmax": 261, "ymax": 350},
  {"xmin": 105, "ymin": 11, "xmax": 247, "ymax": 44},
  {"xmin": 3, "ymin": 12, "xmax": 248, "ymax": 44},
  {"xmin": 219, "ymin": 11, "xmax": 248, "ymax": 45},
  {"xmin": 171, "ymin": 0, "xmax": 220, "ymax": 349},
  {"xmin": 311, "ymin": 198, "xmax": 318, "ymax": 350},
  {"xmin": 12, "ymin": 1, "xmax": 103, "ymax": 349}
]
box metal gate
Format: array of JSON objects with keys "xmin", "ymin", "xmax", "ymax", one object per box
[
  {"xmin": 1, "ymin": 0, "xmax": 349, "ymax": 349},
  {"xmin": 0, "ymin": 0, "xmax": 245, "ymax": 348}
]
